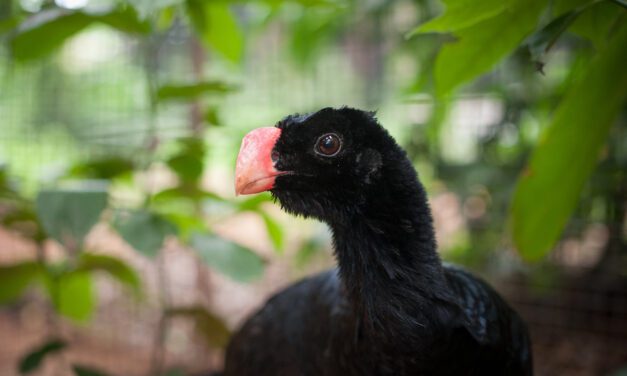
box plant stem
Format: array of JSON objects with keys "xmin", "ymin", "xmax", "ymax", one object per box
[{"xmin": 148, "ymin": 251, "xmax": 171, "ymax": 376}]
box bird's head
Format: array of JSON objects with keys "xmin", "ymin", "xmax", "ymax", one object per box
[{"xmin": 235, "ymin": 107, "xmax": 407, "ymax": 223}]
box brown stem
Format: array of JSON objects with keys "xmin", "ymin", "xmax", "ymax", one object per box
[{"xmin": 148, "ymin": 251, "xmax": 171, "ymax": 376}]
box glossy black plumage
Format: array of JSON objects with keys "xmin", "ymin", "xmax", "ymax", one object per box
[{"xmin": 225, "ymin": 107, "xmax": 532, "ymax": 375}]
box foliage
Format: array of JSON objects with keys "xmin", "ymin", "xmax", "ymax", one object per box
[
  {"xmin": 36, "ymin": 185, "xmax": 108, "ymax": 252},
  {"xmin": 192, "ymin": 233, "xmax": 265, "ymax": 282},
  {"xmin": 511, "ymin": 24, "xmax": 627, "ymax": 260},
  {"xmin": 19, "ymin": 339, "xmax": 67, "ymax": 374},
  {"xmin": 0, "ymin": 0, "xmax": 625, "ymax": 374},
  {"xmin": 0, "ymin": 1, "xmax": 309, "ymax": 374},
  {"xmin": 8, "ymin": 6, "xmax": 149, "ymax": 61},
  {"xmin": 410, "ymin": 0, "xmax": 626, "ymax": 261}
]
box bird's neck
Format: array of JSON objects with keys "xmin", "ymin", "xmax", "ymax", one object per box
[{"xmin": 329, "ymin": 162, "xmax": 450, "ymax": 334}]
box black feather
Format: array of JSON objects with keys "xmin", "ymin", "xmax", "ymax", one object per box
[{"xmin": 225, "ymin": 107, "xmax": 532, "ymax": 375}]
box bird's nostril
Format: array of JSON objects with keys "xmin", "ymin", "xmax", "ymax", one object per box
[{"xmin": 271, "ymin": 150, "xmax": 280, "ymax": 163}]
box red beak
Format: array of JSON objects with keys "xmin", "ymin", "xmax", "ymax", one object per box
[{"xmin": 235, "ymin": 127, "xmax": 283, "ymax": 196}]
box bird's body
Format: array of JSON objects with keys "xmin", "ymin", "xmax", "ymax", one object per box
[
  {"xmin": 226, "ymin": 267, "xmax": 531, "ymax": 376},
  {"xmin": 227, "ymin": 108, "xmax": 532, "ymax": 375}
]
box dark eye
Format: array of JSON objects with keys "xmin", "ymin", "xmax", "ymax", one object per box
[{"xmin": 315, "ymin": 133, "xmax": 342, "ymax": 156}]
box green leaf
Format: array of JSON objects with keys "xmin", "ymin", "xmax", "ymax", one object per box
[
  {"xmin": 19, "ymin": 339, "xmax": 67, "ymax": 375},
  {"xmin": 433, "ymin": 0, "xmax": 545, "ymax": 95},
  {"xmin": 91, "ymin": 7, "xmax": 150, "ymax": 35},
  {"xmin": 259, "ymin": 212, "xmax": 284, "ymax": 253},
  {"xmin": 9, "ymin": 7, "xmax": 149, "ymax": 62},
  {"xmin": 166, "ymin": 137, "xmax": 206, "ymax": 183},
  {"xmin": 288, "ymin": 7, "xmax": 341, "ymax": 67},
  {"xmin": 36, "ymin": 185, "xmax": 108, "ymax": 250},
  {"xmin": 191, "ymin": 234, "xmax": 264, "ymax": 282},
  {"xmin": 167, "ymin": 154, "xmax": 204, "ymax": 183},
  {"xmin": 0, "ymin": 262, "xmax": 44, "ymax": 304},
  {"xmin": 68, "ymin": 157, "xmax": 134, "ymax": 180},
  {"xmin": 72, "ymin": 364, "xmax": 112, "ymax": 376},
  {"xmin": 295, "ymin": 237, "xmax": 324, "ymax": 268},
  {"xmin": 565, "ymin": 1, "xmax": 624, "ymax": 49},
  {"xmin": 167, "ymin": 306, "xmax": 230, "ymax": 348},
  {"xmin": 1, "ymin": 205, "xmax": 46, "ymax": 243},
  {"xmin": 159, "ymin": 212, "xmax": 206, "ymax": 242},
  {"xmin": 511, "ymin": 24, "xmax": 627, "ymax": 261},
  {"xmin": 186, "ymin": 0, "xmax": 244, "ymax": 62},
  {"xmin": 153, "ymin": 186, "xmax": 225, "ymax": 203},
  {"xmin": 10, "ymin": 9, "xmax": 93, "ymax": 61},
  {"xmin": 235, "ymin": 195, "xmax": 283, "ymax": 251},
  {"xmin": 52, "ymin": 271, "xmax": 95, "ymax": 322},
  {"xmin": 156, "ymin": 81, "xmax": 237, "ymax": 101},
  {"xmin": 0, "ymin": 16, "xmax": 19, "ymax": 36},
  {"xmin": 76, "ymin": 253, "xmax": 142, "ymax": 296},
  {"xmin": 527, "ymin": 0, "xmax": 622, "ymax": 63},
  {"xmin": 236, "ymin": 193, "xmax": 273, "ymax": 212},
  {"xmin": 204, "ymin": 107, "xmax": 221, "ymax": 126},
  {"xmin": 113, "ymin": 210, "xmax": 177, "ymax": 258},
  {"xmin": 526, "ymin": 9, "xmax": 582, "ymax": 64},
  {"xmin": 408, "ymin": 0, "xmax": 507, "ymax": 36}
]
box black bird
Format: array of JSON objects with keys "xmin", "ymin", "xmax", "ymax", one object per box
[{"xmin": 227, "ymin": 107, "xmax": 532, "ymax": 375}]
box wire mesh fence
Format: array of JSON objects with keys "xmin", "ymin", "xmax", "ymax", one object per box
[{"xmin": 1, "ymin": 8, "xmax": 626, "ymax": 376}]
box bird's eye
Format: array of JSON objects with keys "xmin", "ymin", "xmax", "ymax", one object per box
[{"xmin": 315, "ymin": 133, "xmax": 342, "ymax": 156}]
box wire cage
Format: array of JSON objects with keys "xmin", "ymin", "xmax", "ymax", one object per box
[{"xmin": 1, "ymin": 3, "xmax": 626, "ymax": 376}]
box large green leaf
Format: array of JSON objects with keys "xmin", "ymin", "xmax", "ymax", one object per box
[
  {"xmin": 52, "ymin": 271, "xmax": 95, "ymax": 322},
  {"xmin": 511, "ymin": 24, "xmax": 627, "ymax": 261},
  {"xmin": 408, "ymin": 0, "xmax": 508, "ymax": 35},
  {"xmin": 166, "ymin": 306, "xmax": 230, "ymax": 348},
  {"xmin": 191, "ymin": 234, "xmax": 264, "ymax": 282},
  {"xmin": 76, "ymin": 253, "xmax": 142, "ymax": 296},
  {"xmin": 186, "ymin": 0, "xmax": 244, "ymax": 62},
  {"xmin": 433, "ymin": 0, "xmax": 545, "ymax": 95},
  {"xmin": 9, "ymin": 7, "xmax": 148, "ymax": 62},
  {"xmin": 113, "ymin": 210, "xmax": 177, "ymax": 258},
  {"xmin": 0, "ymin": 262, "xmax": 44, "ymax": 304},
  {"xmin": 36, "ymin": 185, "xmax": 108, "ymax": 250},
  {"xmin": 19, "ymin": 339, "xmax": 67, "ymax": 375}
]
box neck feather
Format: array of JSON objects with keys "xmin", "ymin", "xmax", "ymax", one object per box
[{"xmin": 329, "ymin": 157, "xmax": 449, "ymax": 333}]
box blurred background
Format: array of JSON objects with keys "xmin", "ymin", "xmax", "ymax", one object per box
[{"xmin": 0, "ymin": 0, "xmax": 625, "ymax": 375}]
